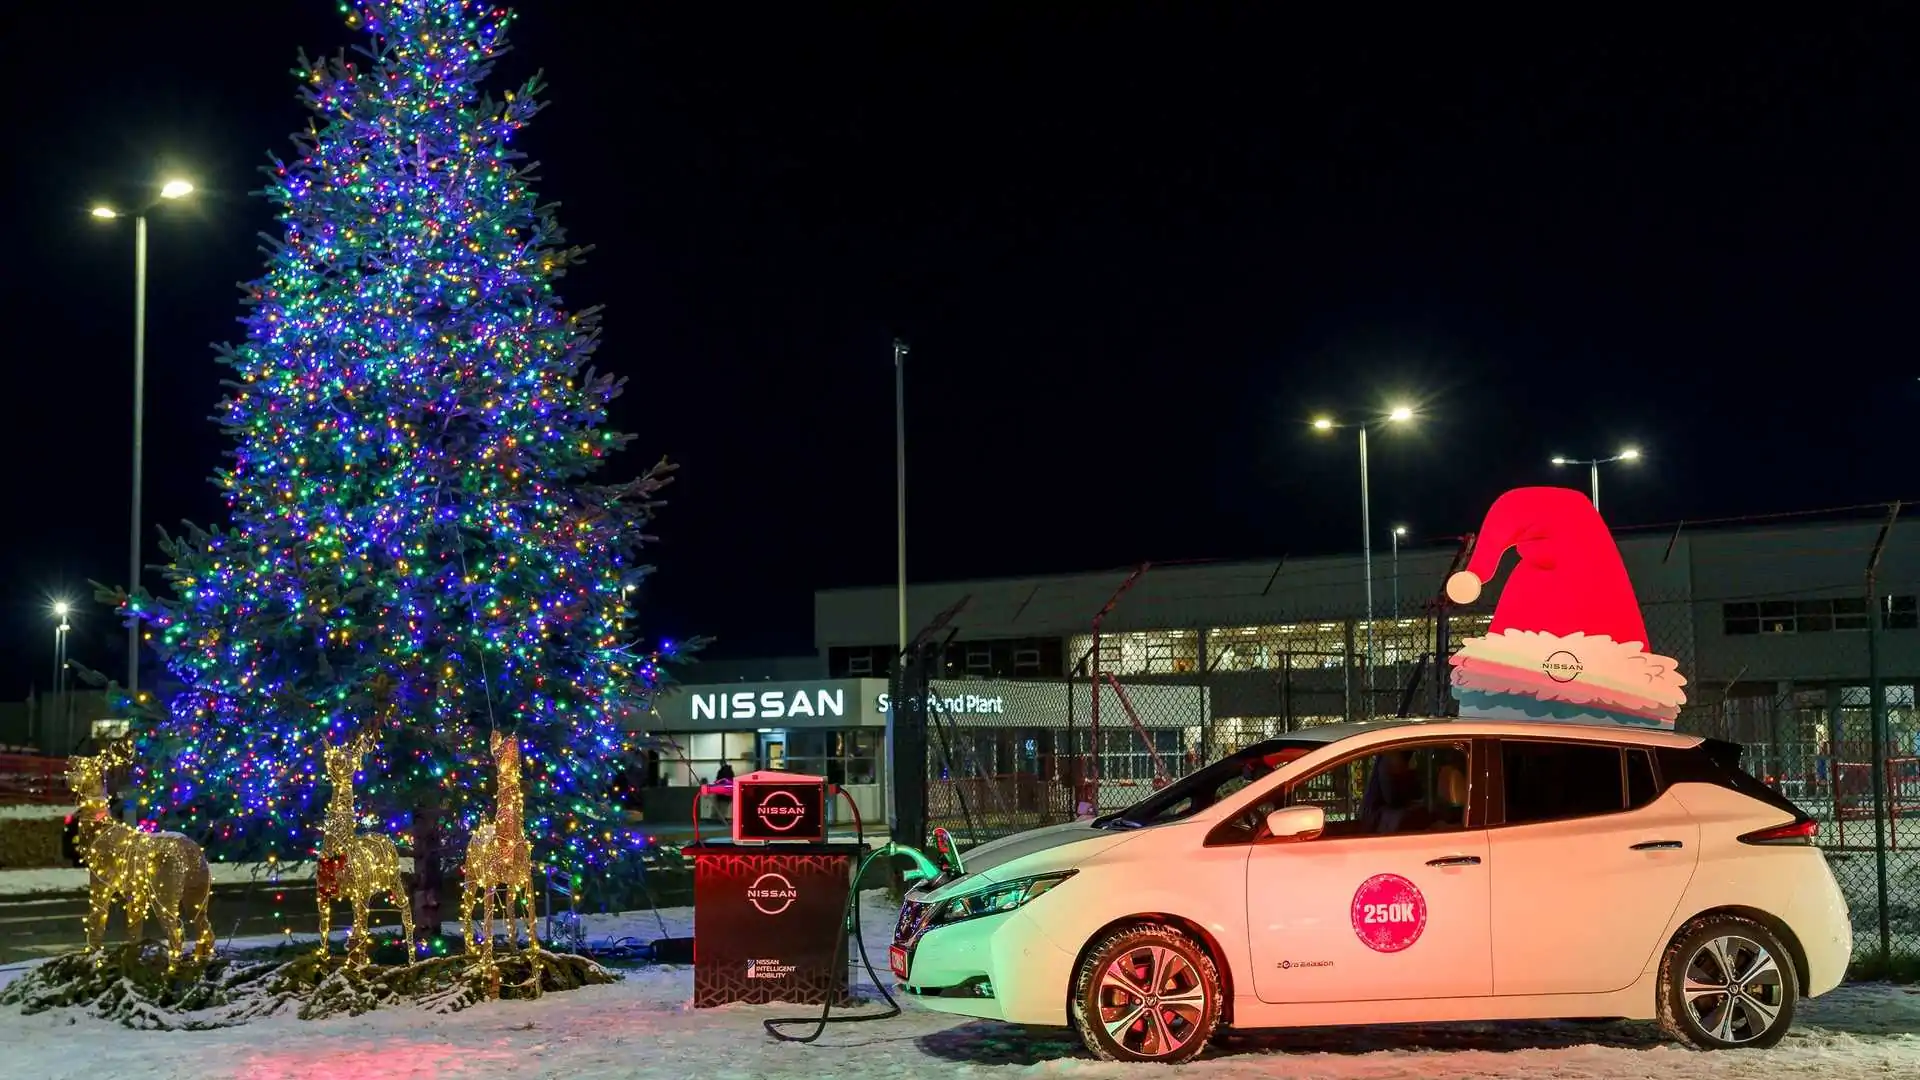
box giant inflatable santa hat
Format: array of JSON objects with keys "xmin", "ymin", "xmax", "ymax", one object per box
[{"xmin": 1445, "ymin": 486, "xmax": 1686, "ymax": 728}]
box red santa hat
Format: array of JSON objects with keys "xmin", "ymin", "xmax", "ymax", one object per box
[{"xmin": 1444, "ymin": 486, "xmax": 1650, "ymax": 647}]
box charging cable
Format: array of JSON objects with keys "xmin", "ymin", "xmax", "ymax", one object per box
[{"xmin": 763, "ymin": 786, "xmax": 909, "ymax": 1043}]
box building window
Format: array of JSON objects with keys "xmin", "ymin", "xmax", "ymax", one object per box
[
  {"xmin": 828, "ymin": 645, "xmax": 893, "ymax": 677},
  {"xmin": 1069, "ymin": 629, "xmax": 1200, "ymax": 676},
  {"xmin": 1722, "ymin": 597, "xmax": 1908, "ymax": 636},
  {"xmin": 1886, "ymin": 595, "xmax": 1918, "ymax": 630},
  {"xmin": 1203, "ymin": 625, "xmax": 1346, "ymax": 672},
  {"xmin": 934, "ymin": 637, "xmax": 1065, "ymax": 679},
  {"xmin": 786, "ymin": 729, "xmax": 881, "ymax": 786}
]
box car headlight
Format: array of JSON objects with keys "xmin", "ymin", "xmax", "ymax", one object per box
[{"xmin": 930, "ymin": 871, "xmax": 1076, "ymax": 926}]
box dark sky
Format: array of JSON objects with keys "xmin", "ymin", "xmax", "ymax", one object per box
[{"xmin": 1, "ymin": 4, "xmax": 1916, "ymax": 692}]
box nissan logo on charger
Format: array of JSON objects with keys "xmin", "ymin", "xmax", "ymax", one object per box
[
  {"xmin": 730, "ymin": 770, "xmax": 829, "ymax": 844},
  {"xmin": 755, "ymin": 790, "xmax": 807, "ymax": 831},
  {"xmin": 747, "ymin": 872, "xmax": 799, "ymax": 915}
]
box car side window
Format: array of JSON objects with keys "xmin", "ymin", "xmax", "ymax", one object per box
[
  {"xmin": 1626, "ymin": 748, "xmax": 1659, "ymax": 809},
  {"xmin": 1269, "ymin": 741, "xmax": 1472, "ymax": 839},
  {"xmin": 1502, "ymin": 740, "xmax": 1631, "ymax": 825}
]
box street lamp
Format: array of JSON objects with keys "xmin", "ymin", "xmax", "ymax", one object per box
[
  {"xmin": 1391, "ymin": 526, "xmax": 1408, "ymax": 617},
  {"xmin": 1312, "ymin": 405, "xmax": 1417, "ymax": 716},
  {"xmin": 48, "ymin": 601, "xmax": 72, "ymax": 751},
  {"xmin": 90, "ymin": 177, "xmax": 196, "ymax": 698},
  {"xmin": 1551, "ymin": 447, "xmax": 1641, "ymax": 513}
]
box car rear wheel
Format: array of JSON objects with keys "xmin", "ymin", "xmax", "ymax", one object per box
[
  {"xmin": 1657, "ymin": 915, "xmax": 1798, "ymax": 1050},
  {"xmin": 1071, "ymin": 923, "xmax": 1222, "ymax": 1064}
]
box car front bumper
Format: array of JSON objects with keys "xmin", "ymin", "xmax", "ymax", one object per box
[{"xmin": 894, "ymin": 904, "xmax": 1080, "ymax": 1026}]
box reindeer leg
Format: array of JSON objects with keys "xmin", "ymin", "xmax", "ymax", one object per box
[
  {"xmin": 158, "ymin": 900, "xmax": 184, "ymax": 972},
  {"xmin": 395, "ymin": 874, "xmax": 416, "ymax": 964},
  {"xmin": 482, "ymin": 884, "xmax": 497, "ymax": 960},
  {"xmin": 85, "ymin": 874, "xmax": 111, "ymax": 953},
  {"xmin": 126, "ymin": 894, "xmax": 148, "ymax": 950},
  {"xmin": 192, "ymin": 884, "xmax": 215, "ymax": 963},
  {"xmin": 350, "ymin": 894, "xmax": 371, "ymax": 966},
  {"xmin": 521, "ymin": 879, "xmax": 539, "ymax": 952},
  {"xmin": 460, "ymin": 878, "xmax": 475, "ymax": 954},
  {"xmin": 316, "ymin": 896, "xmax": 333, "ymax": 959}
]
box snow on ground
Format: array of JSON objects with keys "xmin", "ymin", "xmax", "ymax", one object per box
[
  {"xmin": 0, "ymin": 805, "xmax": 72, "ymax": 821},
  {"xmin": 0, "ymin": 860, "xmax": 406, "ymax": 897},
  {"xmin": 2, "ymin": 893, "xmax": 1918, "ymax": 1080}
]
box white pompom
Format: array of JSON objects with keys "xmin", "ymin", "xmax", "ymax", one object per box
[{"xmin": 1445, "ymin": 571, "xmax": 1483, "ymax": 605}]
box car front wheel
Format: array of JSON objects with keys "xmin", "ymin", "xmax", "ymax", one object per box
[
  {"xmin": 1071, "ymin": 923, "xmax": 1222, "ymax": 1064},
  {"xmin": 1657, "ymin": 915, "xmax": 1798, "ymax": 1050}
]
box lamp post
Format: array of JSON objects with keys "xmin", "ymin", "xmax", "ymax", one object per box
[
  {"xmin": 1550, "ymin": 447, "xmax": 1640, "ymax": 514},
  {"xmin": 1391, "ymin": 525, "xmax": 1408, "ymax": 618},
  {"xmin": 1313, "ymin": 405, "xmax": 1416, "ymax": 717},
  {"xmin": 891, "ymin": 337, "xmax": 910, "ymax": 837},
  {"xmin": 91, "ymin": 177, "xmax": 196, "ymax": 699},
  {"xmin": 48, "ymin": 601, "xmax": 72, "ymax": 751}
]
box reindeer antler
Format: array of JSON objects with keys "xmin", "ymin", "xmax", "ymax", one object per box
[{"xmin": 101, "ymin": 738, "xmax": 135, "ymax": 769}]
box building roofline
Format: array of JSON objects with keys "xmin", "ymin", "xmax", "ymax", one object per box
[{"xmin": 816, "ymin": 498, "xmax": 1914, "ymax": 598}]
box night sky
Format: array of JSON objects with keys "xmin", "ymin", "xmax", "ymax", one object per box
[{"xmin": 1, "ymin": 4, "xmax": 1916, "ymax": 692}]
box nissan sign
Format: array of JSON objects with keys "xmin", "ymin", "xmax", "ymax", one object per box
[{"xmin": 692, "ymin": 688, "xmax": 847, "ymax": 722}]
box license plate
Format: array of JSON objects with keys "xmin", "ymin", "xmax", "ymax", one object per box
[{"xmin": 888, "ymin": 943, "xmax": 909, "ymax": 980}]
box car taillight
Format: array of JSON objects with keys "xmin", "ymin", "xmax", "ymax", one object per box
[{"xmin": 1738, "ymin": 818, "xmax": 1817, "ymax": 845}]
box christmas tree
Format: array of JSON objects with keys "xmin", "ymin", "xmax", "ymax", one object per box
[{"xmin": 104, "ymin": 0, "xmax": 688, "ymax": 932}]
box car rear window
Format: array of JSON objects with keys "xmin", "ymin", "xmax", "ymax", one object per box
[{"xmin": 1657, "ymin": 740, "xmax": 1809, "ymax": 820}]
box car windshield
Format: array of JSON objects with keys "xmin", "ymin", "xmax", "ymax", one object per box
[{"xmin": 1094, "ymin": 739, "xmax": 1320, "ymax": 829}]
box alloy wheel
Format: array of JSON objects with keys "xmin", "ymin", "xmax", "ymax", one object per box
[
  {"xmin": 1096, "ymin": 944, "xmax": 1211, "ymax": 1059},
  {"xmin": 1681, "ymin": 934, "xmax": 1787, "ymax": 1045}
]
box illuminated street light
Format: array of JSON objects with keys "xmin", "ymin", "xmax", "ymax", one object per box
[
  {"xmin": 1311, "ymin": 406, "xmax": 1424, "ymax": 716},
  {"xmin": 1551, "ymin": 448, "xmax": 1642, "ymax": 513},
  {"xmin": 88, "ymin": 176, "xmax": 200, "ymax": 697}
]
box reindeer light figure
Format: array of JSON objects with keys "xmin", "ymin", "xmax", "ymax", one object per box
[
  {"xmin": 67, "ymin": 740, "xmax": 214, "ymax": 968},
  {"xmin": 317, "ymin": 729, "xmax": 415, "ymax": 965},
  {"xmin": 462, "ymin": 730, "xmax": 539, "ymax": 966}
]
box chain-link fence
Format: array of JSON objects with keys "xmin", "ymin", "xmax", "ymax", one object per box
[{"xmin": 899, "ymin": 520, "xmax": 1920, "ymax": 971}]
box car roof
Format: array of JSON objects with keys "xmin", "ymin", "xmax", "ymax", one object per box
[{"xmin": 1282, "ymin": 717, "xmax": 1704, "ymax": 750}]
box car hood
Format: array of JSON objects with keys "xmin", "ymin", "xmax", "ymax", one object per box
[{"xmin": 915, "ymin": 820, "xmax": 1135, "ymax": 902}]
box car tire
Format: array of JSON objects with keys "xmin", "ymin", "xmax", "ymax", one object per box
[
  {"xmin": 1070, "ymin": 923, "xmax": 1223, "ymax": 1064},
  {"xmin": 1657, "ymin": 914, "xmax": 1798, "ymax": 1050}
]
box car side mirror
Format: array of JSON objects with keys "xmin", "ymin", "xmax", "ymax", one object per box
[{"xmin": 1264, "ymin": 805, "xmax": 1324, "ymax": 843}]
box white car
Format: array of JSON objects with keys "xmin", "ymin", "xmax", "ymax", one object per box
[{"xmin": 891, "ymin": 719, "xmax": 1851, "ymax": 1063}]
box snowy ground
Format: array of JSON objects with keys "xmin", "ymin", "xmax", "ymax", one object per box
[
  {"xmin": 1, "ymin": 894, "xmax": 1917, "ymax": 1079},
  {"xmin": 0, "ymin": 805, "xmax": 71, "ymax": 821},
  {"xmin": 0, "ymin": 860, "xmax": 335, "ymax": 897}
]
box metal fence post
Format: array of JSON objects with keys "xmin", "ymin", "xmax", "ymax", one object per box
[
  {"xmin": 889, "ymin": 646, "xmax": 929, "ymax": 852},
  {"xmin": 1865, "ymin": 501, "xmax": 1900, "ymax": 962}
]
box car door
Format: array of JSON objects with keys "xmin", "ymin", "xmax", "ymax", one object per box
[
  {"xmin": 1245, "ymin": 736, "xmax": 1494, "ymax": 1004},
  {"xmin": 1486, "ymin": 737, "xmax": 1701, "ymax": 997}
]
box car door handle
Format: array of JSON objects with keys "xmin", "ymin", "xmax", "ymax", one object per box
[
  {"xmin": 1425, "ymin": 855, "xmax": 1482, "ymax": 867},
  {"xmin": 1630, "ymin": 840, "xmax": 1684, "ymax": 851}
]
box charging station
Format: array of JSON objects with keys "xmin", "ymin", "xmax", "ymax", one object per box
[{"xmin": 689, "ymin": 770, "xmax": 868, "ymax": 1007}]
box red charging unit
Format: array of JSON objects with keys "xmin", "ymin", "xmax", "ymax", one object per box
[{"xmin": 689, "ymin": 770, "xmax": 865, "ymax": 1007}]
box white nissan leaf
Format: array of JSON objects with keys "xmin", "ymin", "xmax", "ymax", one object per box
[{"xmin": 891, "ymin": 719, "xmax": 1852, "ymax": 1064}]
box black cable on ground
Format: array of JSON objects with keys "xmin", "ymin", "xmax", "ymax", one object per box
[{"xmin": 764, "ymin": 795, "xmax": 903, "ymax": 1044}]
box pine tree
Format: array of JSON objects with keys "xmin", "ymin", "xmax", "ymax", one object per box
[{"xmin": 105, "ymin": 0, "xmax": 689, "ymax": 932}]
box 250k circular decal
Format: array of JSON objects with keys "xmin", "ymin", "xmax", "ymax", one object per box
[{"xmin": 1351, "ymin": 873, "xmax": 1427, "ymax": 953}]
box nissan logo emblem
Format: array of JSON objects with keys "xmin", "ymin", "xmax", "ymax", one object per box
[
  {"xmin": 746, "ymin": 872, "xmax": 799, "ymax": 915},
  {"xmin": 755, "ymin": 789, "xmax": 806, "ymax": 831}
]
